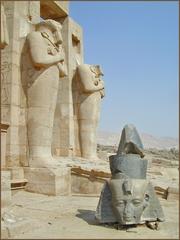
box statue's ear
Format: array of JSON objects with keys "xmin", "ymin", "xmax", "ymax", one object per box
[{"xmin": 141, "ymin": 183, "xmax": 165, "ymax": 222}]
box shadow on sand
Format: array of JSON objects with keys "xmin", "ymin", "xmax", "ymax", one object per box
[
  {"xmin": 76, "ymin": 209, "xmax": 118, "ymax": 230},
  {"xmin": 76, "ymin": 209, "xmax": 97, "ymax": 225}
]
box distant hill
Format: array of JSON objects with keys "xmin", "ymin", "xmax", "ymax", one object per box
[{"xmin": 97, "ymin": 131, "xmax": 178, "ymax": 149}]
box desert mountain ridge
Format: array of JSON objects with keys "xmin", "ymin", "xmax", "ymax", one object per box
[{"xmin": 97, "ymin": 130, "xmax": 179, "ymax": 149}]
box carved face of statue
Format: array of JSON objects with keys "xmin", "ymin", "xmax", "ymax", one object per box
[
  {"xmin": 36, "ymin": 20, "xmax": 63, "ymax": 47},
  {"xmin": 109, "ymin": 179, "xmax": 149, "ymax": 225},
  {"xmin": 90, "ymin": 65, "xmax": 104, "ymax": 77},
  {"xmin": 53, "ymin": 28, "xmax": 63, "ymax": 47},
  {"xmin": 94, "ymin": 65, "xmax": 104, "ymax": 77}
]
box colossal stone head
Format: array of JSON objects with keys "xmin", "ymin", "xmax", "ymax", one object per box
[
  {"xmin": 90, "ymin": 65, "xmax": 104, "ymax": 77},
  {"xmin": 109, "ymin": 179, "xmax": 149, "ymax": 225},
  {"xmin": 95, "ymin": 124, "xmax": 165, "ymax": 228}
]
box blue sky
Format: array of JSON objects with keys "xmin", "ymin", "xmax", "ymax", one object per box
[{"xmin": 70, "ymin": 1, "xmax": 179, "ymax": 138}]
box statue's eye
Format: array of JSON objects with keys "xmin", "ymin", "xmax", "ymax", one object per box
[
  {"xmin": 118, "ymin": 200, "xmax": 124, "ymax": 205},
  {"xmin": 132, "ymin": 199, "xmax": 141, "ymax": 205}
]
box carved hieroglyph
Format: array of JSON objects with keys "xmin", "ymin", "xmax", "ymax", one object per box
[
  {"xmin": 27, "ymin": 19, "xmax": 67, "ymax": 168},
  {"xmin": 0, "ymin": 4, "xmax": 9, "ymax": 49},
  {"xmin": 77, "ymin": 64, "xmax": 105, "ymax": 160}
]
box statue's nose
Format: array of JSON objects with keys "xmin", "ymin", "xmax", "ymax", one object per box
[{"xmin": 123, "ymin": 202, "xmax": 132, "ymax": 220}]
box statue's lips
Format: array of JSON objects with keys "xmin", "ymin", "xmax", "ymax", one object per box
[{"xmin": 123, "ymin": 216, "xmax": 133, "ymax": 222}]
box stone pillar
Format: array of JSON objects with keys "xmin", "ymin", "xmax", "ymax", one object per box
[
  {"xmin": 1, "ymin": 3, "xmax": 9, "ymax": 49},
  {"xmin": 1, "ymin": 1, "xmax": 40, "ymax": 167},
  {"xmin": 1, "ymin": 124, "xmax": 11, "ymax": 209},
  {"xmin": 52, "ymin": 17, "xmax": 84, "ymax": 157},
  {"xmin": 1, "ymin": 123, "xmax": 9, "ymax": 168},
  {"xmin": 1, "ymin": 2, "xmax": 11, "ymax": 212}
]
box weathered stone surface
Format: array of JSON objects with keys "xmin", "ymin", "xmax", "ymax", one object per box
[
  {"xmin": 1, "ymin": 221, "xmax": 9, "ymax": 239},
  {"xmin": 0, "ymin": 3, "xmax": 9, "ymax": 49},
  {"xmin": 1, "ymin": 171, "xmax": 11, "ymax": 208},
  {"xmin": 117, "ymin": 124, "xmax": 144, "ymax": 157},
  {"xmin": 109, "ymin": 154, "xmax": 148, "ymax": 179},
  {"xmin": 40, "ymin": 1, "xmax": 69, "ymax": 19},
  {"xmin": 96, "ymin": 124, "xmax": 165, "ymax": 228},
  {"xmin": 167, "ymin": 185, "xmax": 179, "ymax": 201},
  {"xmin": 2, "ymin": 211, "xmax": 43, "ymax": 239},
  {"xmin": 71, "ymin": 166, "xmax": 110, "ymax": 195},
  {"xmin": 7, "ymin": 166, "xmax": 25, "ymax": 180},
  {"xmin": 1, "ymin": 123, "xmax": 9, "ymax": 168},
  {"xmin": 77, "ymin": 64, "xmax": 105, "ymax": 160},
  {"xmin": 26, "ymin": 19, "xmax": 67, "ymax": 168},
  {"xmin": 24, "ymin": 167, "xmax": 71, "ymax": 196},
  {"xmin": 71, "ymin": 174, "xmax": 105, "ymax": 195}
]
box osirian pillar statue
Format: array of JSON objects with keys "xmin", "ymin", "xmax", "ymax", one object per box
[
  {"xmin": 26, "ymin": 19, "xmax": 67, "ymax": 167},
  {"xmin": 77, "ymin": 64, "xmax": 105, "ymax": 160}
]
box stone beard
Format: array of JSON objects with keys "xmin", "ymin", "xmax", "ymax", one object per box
[
  {"xmin": 77, "ymin": 64, "xmax": 105, "ymax": 160},
  {"xmin": 26, "ymin": 19, "xmax": 67, "ymax": 168}
]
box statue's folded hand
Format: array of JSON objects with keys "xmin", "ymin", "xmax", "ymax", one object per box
[{"xmin": 57, "ymin": 49, "xmax": 65, "ymax": 62}]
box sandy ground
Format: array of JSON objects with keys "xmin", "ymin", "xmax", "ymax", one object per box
[{"xmin": 2, "ymin": 190, "xmax": 179, "ymax": 239}]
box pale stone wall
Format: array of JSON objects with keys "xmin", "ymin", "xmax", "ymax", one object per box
[
  {"xmin": 1, "ymin": 171, "xmax": 11, "ymax": 208},
  {"xmin": 1, "ymin": 1, "xmax": 40, "ymax": 167},
  {"xmin": 1, "ymin": 124, "xmax": 9, "ymax": 168}
]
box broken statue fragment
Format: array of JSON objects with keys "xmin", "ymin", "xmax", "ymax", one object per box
[{"xmin": 95, "ymin": 124, "xmax": 165, "ymax": 228}]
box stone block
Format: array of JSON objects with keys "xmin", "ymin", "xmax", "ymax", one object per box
[
  {"xmin": 1, "ymin": 123, "xmax": 9, "ymax": 168},
  {"xmin": 59, "ymin": 148, "xmax": 69, "ymax": 156},
  {"xmin": 1, "ymin": 221, "xmax": 9, "ymax": 239},
  {"xmin": 1, "ymin": 171, "xmax": 11, "ymax": 208},
  {"xmin": 7, "ymin": 167, "xmax": 24, "ymax": 180},
  {"xmin": 24, "ymin": 167, "xmax": 71, "ymax": 196},
  {"xmin": 40, "ymin": 1, "xmax": 69, "ymax": 19},
  {"xmin": 1, "ymin": 171, "xmax": 11, "ymax": 190},
  {"xmin": 1, "ymin": 191, "xmax": 11, "ymax": 208},
  {"xmin": 6, "ymin": 153, "xmax": 20, "ymax": 167},
  {"xmin": 2, "ymin": 214, "xmax": 42, "ymax": 239},
  {"xmin": 71, "ymin": 174, "xmax": 106, "ymax": 195},
  {"xmin": 1, "ymin": 106, "xmax": 10, "ymax": 123},
  {"xmin": 11, "ymin": 105, "xmax": 20, "ymax": 124},
  {"xmin": 167, "ymin": 186, "xmax": 179, "ymax": 201}
]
